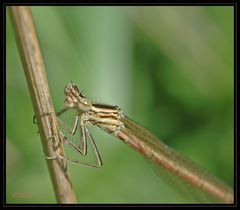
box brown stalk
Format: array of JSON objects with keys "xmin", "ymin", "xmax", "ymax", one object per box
[{"xmin": 9, "ymin": 6, "xmax": 77, "ymax": 203}]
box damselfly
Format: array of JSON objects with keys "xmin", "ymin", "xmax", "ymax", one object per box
[{"xmin": 52, "ymin": 83, "xmax": 233, "ymax": 204}]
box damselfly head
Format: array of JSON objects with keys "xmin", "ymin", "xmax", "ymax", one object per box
[
  {"xmin": 64, "ymin": 83, "xmax": 92, "ymax": 110},
  {"xmin": 64, "ymin": 83, "xmax": 79, "ymax": 95},
  {"xmin": 64, "ymin": 83, "xmax": 86, "ymax": 98},
  {"xmin": 64, "ymin": 83, "xmax": 80, "ymax": 108}
]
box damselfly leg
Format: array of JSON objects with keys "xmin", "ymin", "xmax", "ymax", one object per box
[{"xmin": 56, "ymin": 108, "xmax": 103, "ymax": 168}]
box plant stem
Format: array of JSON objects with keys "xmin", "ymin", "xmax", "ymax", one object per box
[{"xmin": 9, "ymin": 6, "xmax": 77, "ymax": 203}]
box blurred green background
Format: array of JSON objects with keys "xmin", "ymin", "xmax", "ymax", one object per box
[{"xmin": 6, "ymin": 6, "xmax": 234, "ymax": 204}]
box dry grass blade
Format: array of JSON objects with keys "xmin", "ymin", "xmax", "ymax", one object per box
[{"xmin": 9, "ymin": 6, "xmax": 77, "ymax": 203}]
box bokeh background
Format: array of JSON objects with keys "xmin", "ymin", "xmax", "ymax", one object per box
[{"xmin": 6, "ymin": 6, "xmax": 234, "ymax": 204}]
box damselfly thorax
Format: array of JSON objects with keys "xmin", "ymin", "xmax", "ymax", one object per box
[{"xmin": 64, "ymin": 83, "xmax": 125, "ymax": 135}]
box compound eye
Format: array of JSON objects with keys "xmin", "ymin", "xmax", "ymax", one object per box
[
  {"xmin": 79, "ymin": 91, "xmax": 86, "ymax": 98},
  {"xmin": 73, "ymin": 84, "xmax": 80, "ymax": 93}
]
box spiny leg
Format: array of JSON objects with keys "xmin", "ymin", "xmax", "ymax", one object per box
[
  {"xmin": 59, "ymin": 130, "xmax": 85, "ymax": 155},
  {"xmin": 58, "ymin": 130, "xmax": 102, "ymax": 168},
  {"xmin": 80, "ymin": 115, "xmax": 88, "ymax": 155},
  {"xmin": 57, "ymin": 155, "xmax": 102, "ymax": 168},
  {"xmin": 33, "ymin": 109, "xmax": 92, "ymax": 166},
  {"xmin": 57, "ymin": 108, "xmax": 87, "ymax": 154},
  {"xmin": 44, "ymin": 109, "xmax": 102, "ymax": 168},
  {"xmin": 80, "ymin": 112, "xmax": 103, "ymax": 167},
  {"xmin": 43, "ymin": 150, "xmax": 99, "ymax": 168},
  {"xmin": 56, "ymin": 115, "xmax": 79, "ymax": 135},
  {"xmin": 85, "ymin": 124, "xmax": 103, "ymax": 167}
]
